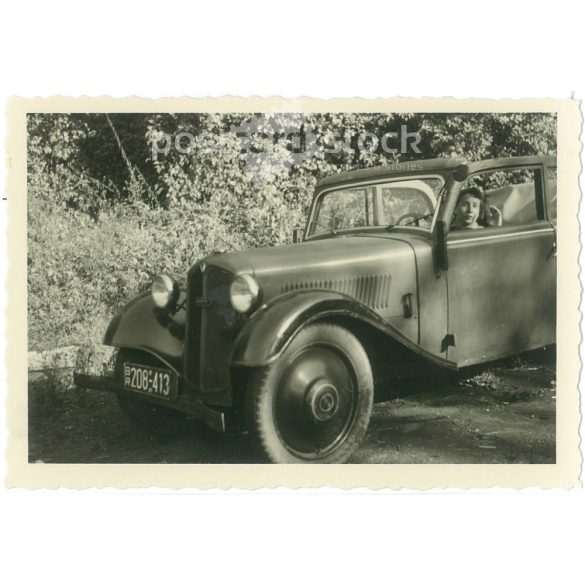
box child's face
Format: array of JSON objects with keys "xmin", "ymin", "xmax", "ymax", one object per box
[{"xmin": 456, "ymin": 195, "xmax": 482, "ymax": 228}]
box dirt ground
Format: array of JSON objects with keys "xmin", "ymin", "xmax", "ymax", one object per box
[{"xmin": 28, "ymin": 351, "xmax": 556, "ymax": 464}]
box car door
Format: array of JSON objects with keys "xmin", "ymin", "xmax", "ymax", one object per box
[{"xmin": 445, "ymin": 162, "xmax": 556, "ymax": 367}]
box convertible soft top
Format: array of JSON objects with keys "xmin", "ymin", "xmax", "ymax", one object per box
[
  {"xmin": 316, "ymin": 155, "xmax": 556, "ymax": 190},
  {"xmin": 316, "ymin": 157, "xmax": 467, "ymax": 189}
]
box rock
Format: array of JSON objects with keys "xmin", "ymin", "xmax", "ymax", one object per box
[
  {"xmin": 75, "ymin": 345, "xmax": 116, "ymax": 376},
  {"xmin": 28, "ymin": 346, "xmax": 79, "ymax": 371},
  {"xmin": 28, "ymin": 345, "xmax": 117, "ymax": 391}
]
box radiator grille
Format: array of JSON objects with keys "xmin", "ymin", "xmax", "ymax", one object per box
[
  {"xmin": 185, "ymin": 264, "xmax": 235, "ymax": 392},
  {"xmin": 184, "ymin": 267, "xmax": 203, "ymax": 387}
]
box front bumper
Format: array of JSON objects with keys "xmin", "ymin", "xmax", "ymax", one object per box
[{"xmin": 74, "ymin": 373, "xmax": 226, "ymax": 433}]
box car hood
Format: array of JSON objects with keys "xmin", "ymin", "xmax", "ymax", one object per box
[{"xmin": 205, "ymin": 234, "xmax": 417, "ymax": 307}]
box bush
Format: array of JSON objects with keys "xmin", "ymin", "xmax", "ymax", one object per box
[
  {"xmin": 27, "ymin": 112, "xmax": 557, "ymax": 350},
  {"xmin": 27, "ymin": 192, "xmax": 250, "ymax": 350}
]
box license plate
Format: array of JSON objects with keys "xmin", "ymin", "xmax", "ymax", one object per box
[{"xmin": 123, "ymin": 363, "xmax": 177, "ymax": 400}]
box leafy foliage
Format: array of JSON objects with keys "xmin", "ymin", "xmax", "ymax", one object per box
[{"xmin": 27, "ymin": 112, "xmax": 557, "ymax": 350}]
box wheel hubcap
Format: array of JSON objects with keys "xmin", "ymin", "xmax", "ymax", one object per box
[
  {"xmin": 274, "ymin": 344, "xmax": 358, "ymax": 459},
  {"xmin": 306, "ymin": 382, "xmax": 340, "ymax": 421}
]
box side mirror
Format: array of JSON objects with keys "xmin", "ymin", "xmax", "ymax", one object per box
[
  {"xmin": 434, "ymin": 220, "xmax": 449, "ymax": 273},
  {"xmin": 292, "ymin": 227, "xmax": 303, "ymax": 244},
  {"xmin": 452, "ymin": 163, "xmax": 470, "ymax": 182}
]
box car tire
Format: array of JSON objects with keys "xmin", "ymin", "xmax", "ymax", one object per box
[
  {"xmin": 115, "ymin": 350, "xmax": 188, "ymax": 439},
  {"xmin": 245, "ymin": 323, "xmax": 373, "ymax": 463}
]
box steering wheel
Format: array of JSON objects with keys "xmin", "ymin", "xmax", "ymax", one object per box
[{"xmin": 396, "ymin": 213, "xmax": 420, "ymax": 226}]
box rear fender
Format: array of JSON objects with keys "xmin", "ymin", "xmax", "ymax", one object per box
[
  {"xmin": 104, "ymin": 291, "xmax": 186, "ymax": 373},
  {"xmin": 231, "ymin": 290, "xmax": 455, "ymax": 370}
]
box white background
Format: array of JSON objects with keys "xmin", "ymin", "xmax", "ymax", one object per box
[{"xmin": 0, "ymin": 1, "xmax": 583, "ymax": 584}]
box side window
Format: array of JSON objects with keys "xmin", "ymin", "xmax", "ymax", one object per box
[
  {"xmin": 546, "ymin": 166, "xmax": 557, "ymax": 221},
  {"xmin": 457, "ymin": 167, "xmax": 542, "ymax": 229}
]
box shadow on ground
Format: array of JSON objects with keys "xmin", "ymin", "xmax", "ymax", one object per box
[{"xmin": 28, "ymin": 349, "xmax": 556, "ymax": 464}]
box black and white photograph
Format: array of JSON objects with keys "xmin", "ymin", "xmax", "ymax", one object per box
[
  {"xmin": 1, "ymin": 3, "xmax": 584, "ymax": 585},
  {"xmin": 22, "ymin": 105, "xmax": 566, "ymax": 467}
]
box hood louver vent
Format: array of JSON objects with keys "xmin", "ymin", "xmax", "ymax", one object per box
[{"xmin": 282, "ymin": 274, "xmax": 391, "ymax": 310}]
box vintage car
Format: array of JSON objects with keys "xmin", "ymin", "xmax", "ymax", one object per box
[{"xmin": 75, "ymin": 155, "xmax": 557, "ymax": 463}]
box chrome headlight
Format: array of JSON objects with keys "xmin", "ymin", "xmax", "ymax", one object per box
[
  {"xmin": 229, "ymin": 274, "xmax": 259, "ymax": 313},
  {"xmin": 151, "ymin": 274, "xmax": 180, "ymax": 310}
]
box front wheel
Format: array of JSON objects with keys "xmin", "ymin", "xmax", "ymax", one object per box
[{"xmin": 246, "ymin": 323, "xmax": 373, "ymax": 463}]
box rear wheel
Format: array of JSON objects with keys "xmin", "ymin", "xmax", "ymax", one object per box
[
  {"xmin": 115, "ymin": 350, "xmax": 188, "ymax": 439},
  {"xmin": 246, "ymin": 323, "xmax": 373, "ymax": 463}
]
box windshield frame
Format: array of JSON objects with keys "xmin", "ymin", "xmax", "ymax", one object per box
[{"xmin": 305, "ymin": 174, "xmax": 446, "ymax": 240}]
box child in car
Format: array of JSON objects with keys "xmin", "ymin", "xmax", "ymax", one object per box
[{"xmin": 454, "ymin": 187, "xmax": 502, "ymax": 230}]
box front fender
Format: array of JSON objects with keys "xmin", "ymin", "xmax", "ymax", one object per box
[
  {"xmin": 231, "ymin": 290, "xmax": 456, "ymax": 370},
  {"xmin": 104, "ymin": 291, "xmax": 186, "ymax": 373}
]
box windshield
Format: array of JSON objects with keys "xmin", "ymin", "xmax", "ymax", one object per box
[{"xmin": 310, "ymin": 176, "xmax": 444, "ymax": 236}]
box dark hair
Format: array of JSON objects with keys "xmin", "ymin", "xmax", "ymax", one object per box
[
  {"xmin": 458, "ymin": 187, "xmax": 484, "ymax": 203},
  {"xmin": 457, "ymin": 187, "xmax": 489, "ymax": 226}
]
